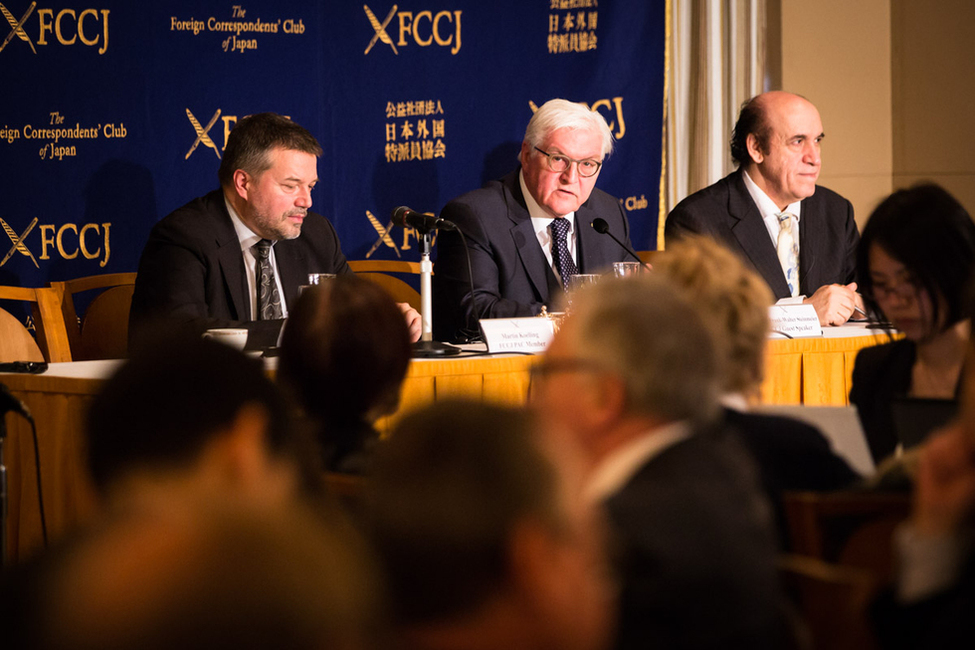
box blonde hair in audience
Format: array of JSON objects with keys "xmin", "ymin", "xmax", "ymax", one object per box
[{"xmin": 654, "ymin": 236, "xmax": 774, "ymax": 397}]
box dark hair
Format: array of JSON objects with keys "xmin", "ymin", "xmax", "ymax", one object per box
[
  {"xmin": 730, "ymin": 96, "xmax": 770, "ymax": 167},
  {"xmin": 278, "ymin": 276, "xmax": 411, "ymax": 467},
  {"xmin": 86, "ymin": 335, "xmax": 301, "ymax": 493},
  {"xmin": 217, "ymin": 112, "xmax": 323, "ymax": 188},
  {"xmin": 366, "ymin": 400, "xmax": 562, "ymax": 625},
  {"xmin": 858, "ymin": 183, "xmax": 975, "ymax": 330}
]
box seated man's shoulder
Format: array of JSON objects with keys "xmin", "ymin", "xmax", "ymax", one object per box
[{"xmin": 153, "ymin": 190, "xmax": 227, "ymax": 237}]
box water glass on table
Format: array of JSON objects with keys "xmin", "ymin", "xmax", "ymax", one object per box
[{"xmin": 299, "ymin": 273, "xmax": 337, "ymax": 295}]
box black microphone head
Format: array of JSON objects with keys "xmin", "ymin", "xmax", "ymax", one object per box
[
  {"xmin": 391, "ymin": 206, "xmax": 412, "ymax": 227},
  {"xmin": 591, "ymin": 218, "xmax": 610, "ymax": 234}
]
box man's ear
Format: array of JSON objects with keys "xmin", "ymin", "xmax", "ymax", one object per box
[
  {"xmin": 519, "ymin": 140, "xmax": 532, "ymax": 168},
  {"xmin": 745, "ymin": 133, "xmax": 765, "ymax": 165},
  {"xmin": 232, "ymin": 169, "xmax": 251, "ymax": 201}
]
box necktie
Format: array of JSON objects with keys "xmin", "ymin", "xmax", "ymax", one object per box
[
  {"xmin": 776, "ymin": 212, "xmax": 799, "ymax": 297},
  {"xmin": 550, "ymin": 217, "xmax": 578, "ymax": 291},
  {"xmin": 253, "ymin": 239, "xmax": 284, "ymax": 320}
]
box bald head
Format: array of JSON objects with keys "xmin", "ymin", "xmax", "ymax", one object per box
[{"xmin": 731, "ymin": 91, "xmax": 824, "ymax": 210}]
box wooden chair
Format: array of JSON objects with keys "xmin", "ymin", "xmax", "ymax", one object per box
[
  {"xmin": 50, "ymin": 272, "xmax": 137, "ymax": 360},
  {"xmin": 0, "ymin": 285, "xmax": 72, "ymax": 362},
  {"xmin": 783, "ymin": 490, "xmax": 911, "ymax": 582},
  {"xmin": 778, "ymin": 554, "xmax": 880, "ymax": 650},
  {"xmin": 347, "ymin": 260, "xmax": 422, "ymax": 310}
]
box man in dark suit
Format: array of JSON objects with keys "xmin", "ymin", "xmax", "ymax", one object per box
[
  {"xmin": 665, "ymin": 91, "xmax": 862, "ymax": 326},
  {"xmin": 433, "ymin": 99, "xmax": 631, "ymax": 342},
  {"xmin": 532, "ymin": 276, "xmax": 785, "ymax": 649},
  {"xmin": 130, "ymin": 113, "xmax": 420, "ymax": 350}
]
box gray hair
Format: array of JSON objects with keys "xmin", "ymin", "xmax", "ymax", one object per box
[
  {"xmin": 565, "ymin": 276, "xmax": 721, "ymax": 426},
  {"xmin": 523, "ymin": 99, "xmax": 615, "ymax": 157}
]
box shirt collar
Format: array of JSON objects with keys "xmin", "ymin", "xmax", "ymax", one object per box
[
  {"xmin": 585, "ymin": 420, "xmax": 693, "ymax": 504},
  {"xmin": 225, "ymin": 195, "xmax": 263, "ymax": 253},
  {"xmin": 742, "ymin": 169, "xmax": 802, "ymax": 220}
]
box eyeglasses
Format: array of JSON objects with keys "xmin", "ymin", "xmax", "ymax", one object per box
[
  {"xmin": 867, "ymin": 276, "xmax": 921, "ymax": 302},
  {"xmin": 534, "ymin": 147, "xmax": 603, "ymax": 178}
]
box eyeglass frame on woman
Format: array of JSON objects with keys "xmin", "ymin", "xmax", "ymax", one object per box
[
  {"xmin": 533, "ymin": 147, "xmax": 603, "ymax": 178},
  {"xmin": 866, "ymin": 274, "xmax": 922, "ymax": 302}
]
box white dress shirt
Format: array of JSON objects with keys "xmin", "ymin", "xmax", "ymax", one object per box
[{"xmin": 225, "ymin": 197, "xmax": 289, "ymax": 320}]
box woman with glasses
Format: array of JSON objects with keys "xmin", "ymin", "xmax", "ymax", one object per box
[{"xmin": 850, "ymin": 184, "xmax": 975, "ymax": 463}]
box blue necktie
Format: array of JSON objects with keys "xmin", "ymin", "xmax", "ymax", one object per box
[{"xmin": 550, "ymin": 217, "xmax": 578, "ymax": 291}]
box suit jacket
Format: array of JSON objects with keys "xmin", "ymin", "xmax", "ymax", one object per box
[
  {"xmin": 665, "ymin": 169, "xmax": 859, "ymax": 300},
  {"xmin": 723, "ymin": 408, "xmax": 860, "ymax": 546},
  {"xmin": 433, "ymin": 170, "xmax": 631, "ymax": 342},
  {"xmin": 604, "ymin": 427, "xmax": 784, "ymax": 649},
  {"xmin": 130, "ymin": 189, "xmax": 352, "ymax": 349}
]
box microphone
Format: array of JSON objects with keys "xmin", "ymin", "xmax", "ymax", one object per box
[
  {"xmin": 1, "ymin": 382, "xmax": 32, "ymax": 421},
  {"xmin": 591, "ymin": 218, "xmax": 648, "ymax": 266},
  {"xmin": 391, "ymin": 206, "xmax": 457, "ymax": 233}
]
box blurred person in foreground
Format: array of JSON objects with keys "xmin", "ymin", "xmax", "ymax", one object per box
[
  {"xmin": 366, "ymin": 400, "xmax": 615, "ymax": 650},
  {"xmin": 531, "ymin": 276, "xmax": 784, "ymax": 649},
  {"xmin": 872, "ymin": 302, "xmax": 975, "ymax": 648},
  {"xmin": 278, "ymin": 275, "xmax": 412, "ymax": 474},
  {"xmin": 85, "ymin": 334, "xmax": 325, "ymax": 513},
  {"xmin": 9, "ymin": 497, "xmax": 384, "ymax": 650},
  {"xmin": 851, "ymin": 184, "xmax": 975, "ymax": 465},
  {"xmin": 653, "ymin": 236, "xmax": 859, "ymax": 544}
]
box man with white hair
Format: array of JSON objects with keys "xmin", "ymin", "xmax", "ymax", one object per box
[
  {"xmin": 532, "ymin": 276, "xmax": 784, "ymax": 649},
  {"xmin": 433, "ymin": 99, "xmax": 632, "ymax": 342}
]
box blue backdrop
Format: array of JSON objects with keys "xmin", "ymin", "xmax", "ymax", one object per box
[{"xmin": 0, "ymin": 1, "xmax": 665, "ymax": 298}]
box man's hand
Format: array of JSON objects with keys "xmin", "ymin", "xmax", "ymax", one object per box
[
  {"xmin": 803, "ymin": 282, "xmax": 859, "ymax": 326},
  {"xmin": 913, "ymin": 424, "xmax": 975, "ymax": 537},
  {"xmin": 398, "ymin": 302, "xmax": 422, "ymax": 342}
]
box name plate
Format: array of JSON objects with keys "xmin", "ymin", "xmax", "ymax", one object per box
[
  {"xmin": 479, "ymin": 318, "xmax": 555, "ymax": 353},
  {"xmin": 769, "ymin": 304, "xmax": 823, "ymax": 338}
]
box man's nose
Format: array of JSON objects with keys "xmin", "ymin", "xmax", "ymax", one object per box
[
  {"xmin": 296, "ymin": 186, "xmax": 312, "ymax": 208},
  {"xmin": 804, "ymin": 141, "xmax": 821, "ymax": 166},
  {"xmin": 560, "ymin": 162, "xmax": 580, "ymax": 182}
]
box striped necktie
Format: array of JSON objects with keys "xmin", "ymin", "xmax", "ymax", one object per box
[{"xmin": 776, "ymin": 212, "xmax": 799, "ymax": 297}]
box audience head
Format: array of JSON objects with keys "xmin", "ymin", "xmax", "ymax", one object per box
[
  {"xmin": 367, "ymin": 400, "xmax": 613, "ymax": 650},
  {"xmin": 86, "ymin": 335, "xmax": 319, "ymax": 506},
  {"xmin": 217, "ymin": 112, "xmax": 322, "ymax": 189},
  {"xmin": 278, "ymin": 276, "xmax": 411, "ymax": 467},
  {"xmin": 31, "ymin": 499, "xmax": 383, "ymax": 650},
  {"xmin": 858, "ymin": 183, "xmax": 975, "ymax": 341},
  {"xmin": 730, "ymin": 91, "xmax": 823, "ymax": 210},
  {"xmin": 520, "ymin": 99, "xmax": 614, "ymax": 219},
  {"xmin": 653, "ymin": 236, "xmax": 775, "ymax": 397},
  {"xmin": 533, "ymin": 276, "xmax": 721, "ymax": 462}
]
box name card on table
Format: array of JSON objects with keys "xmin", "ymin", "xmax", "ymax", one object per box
[
  {"xmin": 479, "ymin": 318, "xmax": 555, "ymax": 354},
  {"xmin": 768, "ymin": 304, "xmax": 823, "ymax": 338}
]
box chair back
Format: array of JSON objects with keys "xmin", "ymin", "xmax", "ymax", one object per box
[
  {"xmin": 778, "ymin": 554, "xmax": 879, "ymax": 650},
  {"xmin": 783, "ymin": 490, "xmax": 910, "ymax": 581},
  {"xmin": 347, "ymin": 260, "xmax": 421, "ymax": 311},
  {"xmin": 51, "ymin": 272, "xmax": 137, "ymax": 360},
  {"xmin": 0, "ymin": 285, "xmax": 72, "ymax": 362}
]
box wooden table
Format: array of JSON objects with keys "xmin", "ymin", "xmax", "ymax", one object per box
[{"xmin": 2, "ymin": 326, "xmax": 894, "ymax": 563}]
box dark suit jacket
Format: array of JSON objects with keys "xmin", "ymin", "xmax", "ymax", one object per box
[
  {"xmin": 130, "ymin": 189, "xmax": 352, "ymax": 349},
  {"xmin": 433, "ymin": 170, "xmax": 631, "ymax": 342},
  {"xmin": 724, "ymin": 408, "xmax": 860, "ymax": 546},
  {"xmin": 604, "ymin": 427, "xmax": 785, "ymax": 649},
  {"xmin": 665, "ymin": 169, "xmax": 859, "ymax": 300}
]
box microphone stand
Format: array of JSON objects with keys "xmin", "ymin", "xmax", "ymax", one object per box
[{"xmin": 413, "ymin": 229, "xmax": 460, "ymax": 357}]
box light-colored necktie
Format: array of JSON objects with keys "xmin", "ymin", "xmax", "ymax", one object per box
[
  {"xmin": 776, "ymin": 212, "xmax": 799, "ymax": 297},
  {"xmin": 550, "ymin": 217, "xmax": 578, "ymax": 291},
  {"xmin": 253, "ymin": 239, "xmax": 284, "ymax": 320}
]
